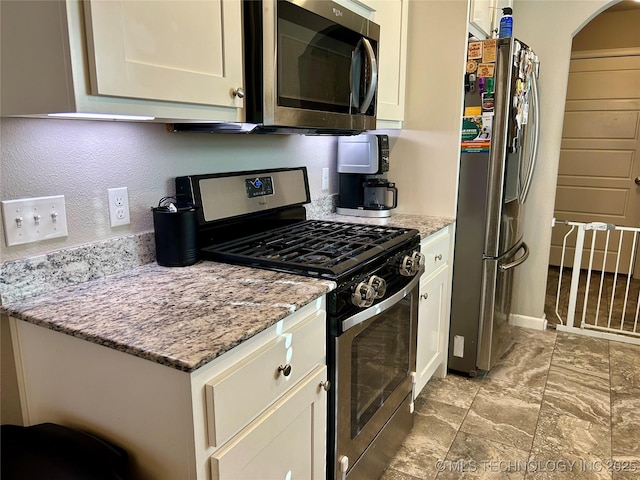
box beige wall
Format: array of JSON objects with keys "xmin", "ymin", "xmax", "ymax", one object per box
[
  {"xmin": 511, "ymin": 0, "xmax": 614, "ymax": 320},
  {"xmin": 385, "ymin": 0, "xmax": 469, "ymax": 218},
  {"xmin": 572, "ymin": 8, "xmax": 640, "ymax": 51}
]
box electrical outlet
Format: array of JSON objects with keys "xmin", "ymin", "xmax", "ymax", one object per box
[
  {"xmin": 1, "ymin": 195, "xmax": 68, "ymax": 246},
  {"xmin": 107, "ymin": 187, "xmax": 130, "ymax": 227},
  {"xmin": 322, "ymin": 168, "xmax": 330, "ymax": 191}
]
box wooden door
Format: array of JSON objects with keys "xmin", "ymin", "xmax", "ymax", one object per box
[
  {"xmin": 83, "ymin": 0, "xmax": 243, "ymax": 107},
  {"xmin": 550, "ymin": 52, "xmax": 640, "ymax": 275}
]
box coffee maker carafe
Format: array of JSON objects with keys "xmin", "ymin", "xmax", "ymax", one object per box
[{"xmin": 336, "ymin": 134, "xmax": 398, "ymax": 217}]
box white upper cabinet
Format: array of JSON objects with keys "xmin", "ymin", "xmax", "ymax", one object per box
[
  {"xmin": 83, "ymin": 0, "xmax": 243, "ymax": 107},
  {"xmin": 0, "ymin": 0, "xmax": 243, "ymax": 122},
  {"xmin": 469, "ymin": 0, "xmax": 513, "ymax": 39},
  {"xmin": 469, "ymin": 0, "xmax": 493, "ymax": 39},
  {"xmin": 365, "ymin": 0, "xmax": 409, "ymax": 127}
]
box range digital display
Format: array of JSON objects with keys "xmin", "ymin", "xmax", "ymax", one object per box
[{"xmin": 245, "ymin": 176, "xmax": 274, "ymax": 198}]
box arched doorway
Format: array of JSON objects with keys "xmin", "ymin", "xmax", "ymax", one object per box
[{"xmin": 545, "ymin": 0, "xmax": 640, "ymax": 327}]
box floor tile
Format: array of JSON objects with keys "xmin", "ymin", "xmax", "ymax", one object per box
[
  {"xmin": 438, "ymin": 431, "xmax": 529, "ymax": 479},
  {"xmin": 387, "ymin": 399, "xmax": 466, "ymax": 479},
  {"xmin": 611, "ymin": 455, "xmax": 640, "ymax": 480},
  {"xmin": 484, "ymin": 336, "xmax": 553, "ymax": 400},
  {"xmin": 609, "ymin": 342, "xmax": 640, "ymax": 392},
  {"xmin": 527, "ymin": 404, "xmax": 612, "ymax": 480},
  {"xmin": 541, "ymin": 365, "xmax": 610, "ymax": 426},
  {"xmin": 611, "ymin": 390, "xmax": 640, "ymax": 457},
  {"xmin": 379, "ymin": 466, "xmax": 423, "ymax": 480},
  {"xmin": 459, "ymin": 381, "xmax": 541, "ymax": 452},
  {"xmin": 551, "ymin": 332, "xmax": 609, "ymax": 378},
  {"xmin": 418, "ymin": 372, "xmax": 483, "ymax": 410}
]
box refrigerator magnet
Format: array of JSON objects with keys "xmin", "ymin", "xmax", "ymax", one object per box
[
  {"xmin": 468, "ymin": 42, "xmax": 483, "ymax": 59},
  {"xmin": 466, "ymin": 60, "xmax": 478, "ymax": 73},
  {"xmin": 477, "ymin": 63, "xmax": 495, "ymax": 78},
  {"xmin": 482, "ymin": 92, "xmax": 494, "ymax": 113},
  {"xmin": 483, "ymin": 40, "xmax": 497, "ymax": 63}
]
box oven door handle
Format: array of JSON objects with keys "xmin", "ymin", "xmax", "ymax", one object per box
[{"xmin": 341, "ymin": 265, "xmax": 425, "ymax": 332}]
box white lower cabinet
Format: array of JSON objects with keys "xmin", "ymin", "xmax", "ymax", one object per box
[
  {"xmin": 414, "ymin": 225, "xmax": 454, "ymax": 398},
  {"xmin": 211, "ymin": 365, "xmax": 327, "ymax": 480},
  {"xmin": 10, "ymin": 298, "xmax": 328, "ymax": 480}
]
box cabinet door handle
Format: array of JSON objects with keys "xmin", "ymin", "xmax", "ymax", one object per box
[
  {"xmin": 319, "ymin": 380, "xmax": 331, "ymax": 391},
  {"xmin": 435, "ymin": 253, "xmax": 443, "ymax": 261},
  {"xmin": 420, "ymin": 293, "xmax": 429, "ymax": 300},
  {"xmin": 278, "ymin": 364, "xmax": 292, "ymax": 377},
  {"xmin": 232, "ymin": 87, "xmax": 245, "ymax": 98}
]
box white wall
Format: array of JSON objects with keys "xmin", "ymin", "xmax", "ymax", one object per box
[
  {"xmin": 386, "ymin": 0, "xmax": 469, "ymax": 218},
  {"xmin": 0, "ymin": 118, "xmax": 339, "ymax": 262},
  {"xmin": 510, "ymin": 0, "xmax": 613, "ymax": 320}
]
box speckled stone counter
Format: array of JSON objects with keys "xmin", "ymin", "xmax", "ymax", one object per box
[
  {"xmin": 312, "ymin": 213, "xmax": 455, "ymax": 240},
  {"xmin": 2, "ymin": 262, "xmax": 335, "ymax": 373}
]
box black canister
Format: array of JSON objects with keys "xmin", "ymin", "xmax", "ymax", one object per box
[{"xmin": 152, "ymin": 206, "xmax": 198, "ymax": 267}]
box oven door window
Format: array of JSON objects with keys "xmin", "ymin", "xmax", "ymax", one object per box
[
  {"xmin": 277, "ymin": 0, "xmax": 376, "ymax": 115},
  {"xmin": 350, "ymin": 296, "xmax": 412, "ymax": 437}
]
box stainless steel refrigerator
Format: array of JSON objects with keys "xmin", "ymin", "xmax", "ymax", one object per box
[{"xmin": 449, "ymin": 38, "xmax": 540, "ymax": 376}]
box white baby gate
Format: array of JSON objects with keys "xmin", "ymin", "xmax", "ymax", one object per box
[{"xmin": 551, "ymin": 219, "xmax": 640, "ymax": 345}]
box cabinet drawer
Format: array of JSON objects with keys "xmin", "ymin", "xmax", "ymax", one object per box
[
  {"xmin": 205, "ymin": 310, "xmax": 325, "ymax": 447},
  {"xmin": 210, "ymin": 365, "xmax": 327, "ymax": 480},
  {"xmin": 421, "ymin": 228, "xmax": 450, "ymax": 278}
]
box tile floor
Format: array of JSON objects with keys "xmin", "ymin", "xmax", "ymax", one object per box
[{"xmin": 380, "ymin": 326, "xmax": 640, "ymax": 479}]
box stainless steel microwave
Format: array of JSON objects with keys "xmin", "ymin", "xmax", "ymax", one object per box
[{"xmin": 244, "ymin": 0, "xmax": 380, "ymax": 134}]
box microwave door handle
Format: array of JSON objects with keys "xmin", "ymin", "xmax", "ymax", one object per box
[
  {"xmin": 358, "ymin": 37, "xmax": 378, "ymax": 114},
  {"xmin": 349, "ymin": 45, "xmax": 362, "ymax": 111}
]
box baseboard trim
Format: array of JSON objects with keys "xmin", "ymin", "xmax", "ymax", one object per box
[{"xmin": 509, "ymin": 313, "xmax": 548, "ymax": 331}]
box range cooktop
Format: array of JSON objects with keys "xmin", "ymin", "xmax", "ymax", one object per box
[{"xmin": 200, "ymin": 220, "xmax": 418, "ymax": 280}]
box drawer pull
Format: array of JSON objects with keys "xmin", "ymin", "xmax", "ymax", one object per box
[
  {"xmin": 278, "ymin": 364, "xmax": 292, "ymax": 377},
  {"xmin": 319, "ymin": 380, "xmax": 331, "ymax": 392},
  {"xmin": 420, "ymin": 293, "xmax": 429, "ymax": 300},
  {"xmin": 434, "ymin": 254, "xmax": 443, "ymax": 261}
]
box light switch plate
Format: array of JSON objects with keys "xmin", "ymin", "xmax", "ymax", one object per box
[{"xmin": 1, "ymin": 195, "xmax": 68, "ymax": 246}]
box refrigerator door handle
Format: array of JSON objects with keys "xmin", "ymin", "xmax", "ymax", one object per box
[
  {"xmin": 519, "ymin": 65, "xmax": 540, "ymax": 204},
  {"xmin": 499, "ymin": 242, "xmax": 529, "ymax": 271}
]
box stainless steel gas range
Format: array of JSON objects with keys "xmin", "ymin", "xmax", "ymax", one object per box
[{"xmin": 176, "ymin": 167, "xmax": 424, "ymax": 480}]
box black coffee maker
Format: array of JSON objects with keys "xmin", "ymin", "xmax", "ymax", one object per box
[{"xmin": 336, "ymin": 134, "xmax": 398, "ymax": 217}]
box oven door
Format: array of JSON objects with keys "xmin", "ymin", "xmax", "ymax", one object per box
[{"xmin": 335, "ymin": 272, "xmax": 420, "ymax": 479}]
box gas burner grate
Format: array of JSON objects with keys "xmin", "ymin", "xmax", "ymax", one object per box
[{"xmin": 200, "ymin": 220, "xmax": 418, "ymax": 279}]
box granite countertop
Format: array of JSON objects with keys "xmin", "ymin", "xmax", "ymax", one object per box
[
  {"xmin": 1, "ymin": 213, "xmax": 452, "ymax": 374},
  {"xmin": 2, "ymin": 262, "xmax": 335, "ymax": 373},
  {"xmin": 313, "ymin": 213, "xmax": 454, "ymax": 239}
]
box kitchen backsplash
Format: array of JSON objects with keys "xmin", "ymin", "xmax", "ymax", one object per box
[
  {"xmin": 0, "ymin": 195, "xmax": 337, "ymax": 305},
  {"xmin": 0, "ymin": 232, "xmax": 155, "ymax": 305}
]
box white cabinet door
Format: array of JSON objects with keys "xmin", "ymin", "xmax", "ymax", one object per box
[
  {"xmin": 469, "ymin": 0, "xmax": 494, "ymax": 39},
  {"xmin": 415, "ymin": 266, "xmax": 449, "ymax": 397},
  {"xmin": 83, "ymin": 0, "xmax": 243, "ymax": 108},
  {"xmin": 365, "ymin": 0, "xmax": 408, "ymax": 125},
  {"xmin": 211, "ymin": 366, "xmax": 327, "ymax": 480}
]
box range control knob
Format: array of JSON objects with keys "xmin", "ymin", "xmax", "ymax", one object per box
[
  {"xmin": 352, "ymin": 281, "xmax": 376, "ymax": 308},
  {"xmin": 400, "ymin": 251, "xmax": 425, "ymax": 276},
  {"xmin": 368, "ymin": 275, "xmax": 387, "ymax": 298}
]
